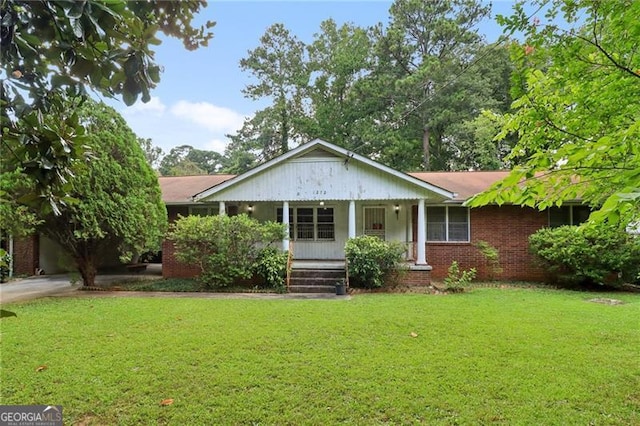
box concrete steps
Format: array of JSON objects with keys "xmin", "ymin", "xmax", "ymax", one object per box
[{"xmin": 288, "ymin": 265, "xmax": 346, "ymax": 294}]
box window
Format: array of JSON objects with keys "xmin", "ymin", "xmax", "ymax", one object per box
[
  {"xmin": 189, "ymin": 205, "xmax": 237, "ymax": 217},
  {"xmin": 277, "ymin": 207, "xmax": 334, "ymax": 241},
  {"xmin": 426, "ymin": 206, "xmax": 469, "ymax": 242},
  {"xmin": 364, "ymin": 207, "xmax": 386, "ymax": 240},
  {"xmin": 549, "ymin": 205, "xmax": 590, "ymax": 227},
  {"xmin": 189, "ymin": 205, "xmax": 218, "ymax": 216}
]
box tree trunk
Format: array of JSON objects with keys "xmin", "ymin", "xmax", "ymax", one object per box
[
  {"xmin": 76, "ymin": 255, "xmax": 97, "ymax": 287},
  {"xmin": 422, "ymin": 126, "xmax": 430, "ymax": 171}
]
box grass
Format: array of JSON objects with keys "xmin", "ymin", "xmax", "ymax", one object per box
[
  {"xmin": 1, "ymin": 288, "xmax": 639, "ymax": 425},
  {"xmin": 106, "ymin": 278, "xmax": 276, "ymax": 293}
]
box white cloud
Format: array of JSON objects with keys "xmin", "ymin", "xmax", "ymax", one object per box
[
  {"xmin": 123, "ymin": 96, "xmax": 166, "ymax": 116},
  {"xmin": 170, "ymin": 100, "xmax": 246, "ymax": 134},
  {"xmin": 117, "ymin": 98, "xmax": 250, "ymax": 155}
]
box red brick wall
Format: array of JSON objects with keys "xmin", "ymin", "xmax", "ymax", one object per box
[
  {"xmin": 162, "ymin": 206, "xmax": 200, "ymax": 278},
  {"xmin": 414, "ymin": 205, "xmax": 547, "ymax": 282},
  {"xmin": 12, "ymin": 235, "xmax": 39, "ymax": 276},
  {"xmin": 401, "ymin": 270, "xmax": 431, "ymax": 286}
]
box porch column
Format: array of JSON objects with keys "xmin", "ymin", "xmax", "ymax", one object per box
[
  {"xmin": 282, "ymin": 201, "xmax": 290, "ymax": 252},
  {"xmin": 348, "ymin": 200, "xmax": 356, "ymax": 239},
  {"xmin": 218, "ymin": 201, "xmax": 226, "ymax": 216},
  {"xmin": 416, "ymin": 199, "xmax": 426, "ymax": 265}
]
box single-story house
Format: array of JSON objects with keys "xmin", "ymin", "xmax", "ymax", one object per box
[
  {"xmin": 160, "ymin": 139, "xmax": 588, "ymax": 284},
  {"xmin": 8, "ymin": 138, "xmax": 587, "ymax": 283}
]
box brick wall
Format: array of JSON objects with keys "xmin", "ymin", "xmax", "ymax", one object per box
[
  {"xmin": 12, "ymin": 235, "xmax": 39, "ymax": 276},
  {"xmin": 162, "ymin": 206, "xmax": 200, "ymax": 278},
  {"xmin": 400, "ymin": 269, "xmax": 431, "ymax": 286},
  {"xmin": 414, "ymin": 205, "xmax": 547, "ymax": 282}
]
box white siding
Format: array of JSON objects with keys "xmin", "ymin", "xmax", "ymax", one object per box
[{"xmin": 202, "ymin": 158, "xmax": 442, "ymax": 202}]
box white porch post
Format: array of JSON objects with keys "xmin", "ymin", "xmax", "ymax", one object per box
[
  {"xmin": 218, "ymin": 201, "xmax": 226, "ymax": 216},
  {"xmin": 282, "ymin": 201, "xmax": 290, "ymax": 252},
  {"xmin": 417, "ymin": 199, "xmax": 426, "ymax": 265},
  {"xmin": 348, "ymin": 200, "xmax": 356, "ymax": 239}
]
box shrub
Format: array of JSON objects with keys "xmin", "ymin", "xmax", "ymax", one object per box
[
  {"xmin": 345, "ymin": 236, "xmax": 405, "ymax": 288},
  {"xmin": 474, "ymin": 240, "xmax": 503, "ymax": 280},
  {"xmin": 529, "ymin": 224, "xmax": 640, "ymax": 287},
  {"xmin": 0, "ymin": 248, "xmax": 11, "ymax": 283},
  {"xmin": 167, "ymin": 214, "xmax": 285, "ymax": 288},
  {"xmin": 443, "ymin": 261, "xmax": 476, "ymax": 293},
  {"xmin": 254, "ymin": 247, "xmax": 288, "ymax": 293}
]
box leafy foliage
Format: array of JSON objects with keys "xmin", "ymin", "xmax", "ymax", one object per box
[
  {"xmin": 254, "ymin": 247, "xmax": 288, "ymax": 293},
  {"xmin": 232, "ymin": 2, "xmax": 515, "ymax": 172},
  {"xmin": 168, "ymin": 214, "xmax": 285, "ymax": 288},
  {"xmin": 529, "ymin": 225, "xmax": 640, "ymax": 287},
  {"xmin": 159, "ymin": 144, "xmax": 222, "ymax": 176},
  {"xmin": 32, "ymin": 99, "xmax": 168, "ymax": 287},
  {"xmin": 345, "ymin": 236, "xmax": 405, "ymax": 288},
  {"xmin": 474, "ymin": 240, "xmax": 503, "ymax": 280},
  {"xmin": 443, "ymin": 261, "xmax": 477, "ymax": 292},
  {"xmin": 0, "ymin": 248, "xmax": 11, "ymax": 282},
  {"xmin": 468, "ymin": 0, "xmax": 640, "ymax": 227},
  {"xmin": 1, "ymin": 0, "xmax": 213, "ymax": 204}
]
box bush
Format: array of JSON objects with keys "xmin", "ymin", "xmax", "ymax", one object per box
[
  {"xmin": 254, "ymin": 247, "xmax": 288, "ymax": 293},
  {"xmin": 474, "ymin": 240, "xmax": 503, "ymax": 280},
  {"xmin": 529, "ymin": 224, "xmax": 640, "ymax": 287},
  {"xmin": 0, "ymin": 248, "xmax": 11, "ymax": 283},
  {"xmin": 167, "ymin": 214, "xmax": 285, "ymax": 288},
  {"xmin": 443, "ymin": 261, "xmax": 476, "ymax": 293},
  {"xmin": 345, "ymin": 236, "xmax": 405, "ymax": 288}
]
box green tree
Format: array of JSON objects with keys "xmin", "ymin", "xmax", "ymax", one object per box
[
  {"xmin": 137, "ymin": 137, "xmax": 164, "ymax": 171},
  {"xmin": 237, "ymin": 23, "xmax": 309, "ymax": 158},
  {"xmin": 303, "ymin": 19, "xmax": 375, "ymax": 148},
  {"xmin": 33, "ymin": 99, "xmax": 167, "ymax": 287},
  {"xmin": 1, "ymin": 0, "xmax": 213, "ymax": 204},
  {"xmin": 367, "ymin": 0, "xmax": 496, "ymax": 171},
  {"xmin": 468, "ymin": 0, "xmax": 640, "ymax": 227},
  {"xmin": 158, "ymin": 145, "xmax": 222, "ymax": 176}
]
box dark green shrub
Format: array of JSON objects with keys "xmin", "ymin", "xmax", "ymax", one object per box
[
  {"xmin": 0, "ymin": 248, "xmax": 11, "ymax": 283},
  {"xmin": 529, "ymin": 224, "xmax": 640, "ymax": 287},
  {"xmin": 254, "ymin": 247, "xmax": 288, "ymax": 293},
  {"xmin": 167, "ymin": 214, "xmax": 285, "ymax": 288},
  {"xmin": 345, "ymin": 236, "xmax": 406, "ymax": 288},
  {"xmin": 443, "ymin": 261, "xmax": 476, "ymax": 293}
]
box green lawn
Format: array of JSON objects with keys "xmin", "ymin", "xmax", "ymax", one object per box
[{"xmin": 1, "ymin": 289, "xmax": 639, "ymax": 425}]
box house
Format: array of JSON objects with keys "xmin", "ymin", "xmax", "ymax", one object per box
[
  {"xmin": 10, "ymin": 139, "xmax": 585, "ymax": 283},
  {"xmin": 160, "ymin": 139, "xmax": 574, "ymax": 284}
]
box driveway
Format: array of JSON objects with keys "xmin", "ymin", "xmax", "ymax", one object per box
[{"xmin": 0, "ymin": 274, "xmax": 158, "ymax": 304}]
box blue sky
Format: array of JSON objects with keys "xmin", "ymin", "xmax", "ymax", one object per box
[{"xmin": 106, "ymin": 1, "xmax": 520, "ymax": 155}]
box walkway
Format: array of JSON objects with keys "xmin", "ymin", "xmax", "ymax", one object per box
[{"xmin": 0, "ymin": 271, "xmax": 349, "ymax": 304}]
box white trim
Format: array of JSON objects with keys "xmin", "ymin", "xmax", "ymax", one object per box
[
  {"xmin": 417, "ymin": 200, "xmax": 426, "ymax": 264},
  {"xmin": 193, "ymin": 139, "xmax": 455, "ymax": 202}
]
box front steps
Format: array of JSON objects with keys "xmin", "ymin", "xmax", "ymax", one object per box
[{"xmin": 288, "ymin": 261, "xmax": 346, "ymax": 294}]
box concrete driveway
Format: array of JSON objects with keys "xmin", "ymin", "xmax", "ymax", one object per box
[{"xmin": 0, "ymin": 273, "xmax": 159, "ymax": 304}]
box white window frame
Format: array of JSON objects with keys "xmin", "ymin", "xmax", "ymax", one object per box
[
  {"xmin": 363, "ymin": 206, "xmax": 386, "ymax": 240},
  {"xmin": 276, "ymin": 206, "xmax": 335, "ymax": 242},
  {"xmin": 426, "ymin": 206, "xmax": 470, "ymax": 243}
]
